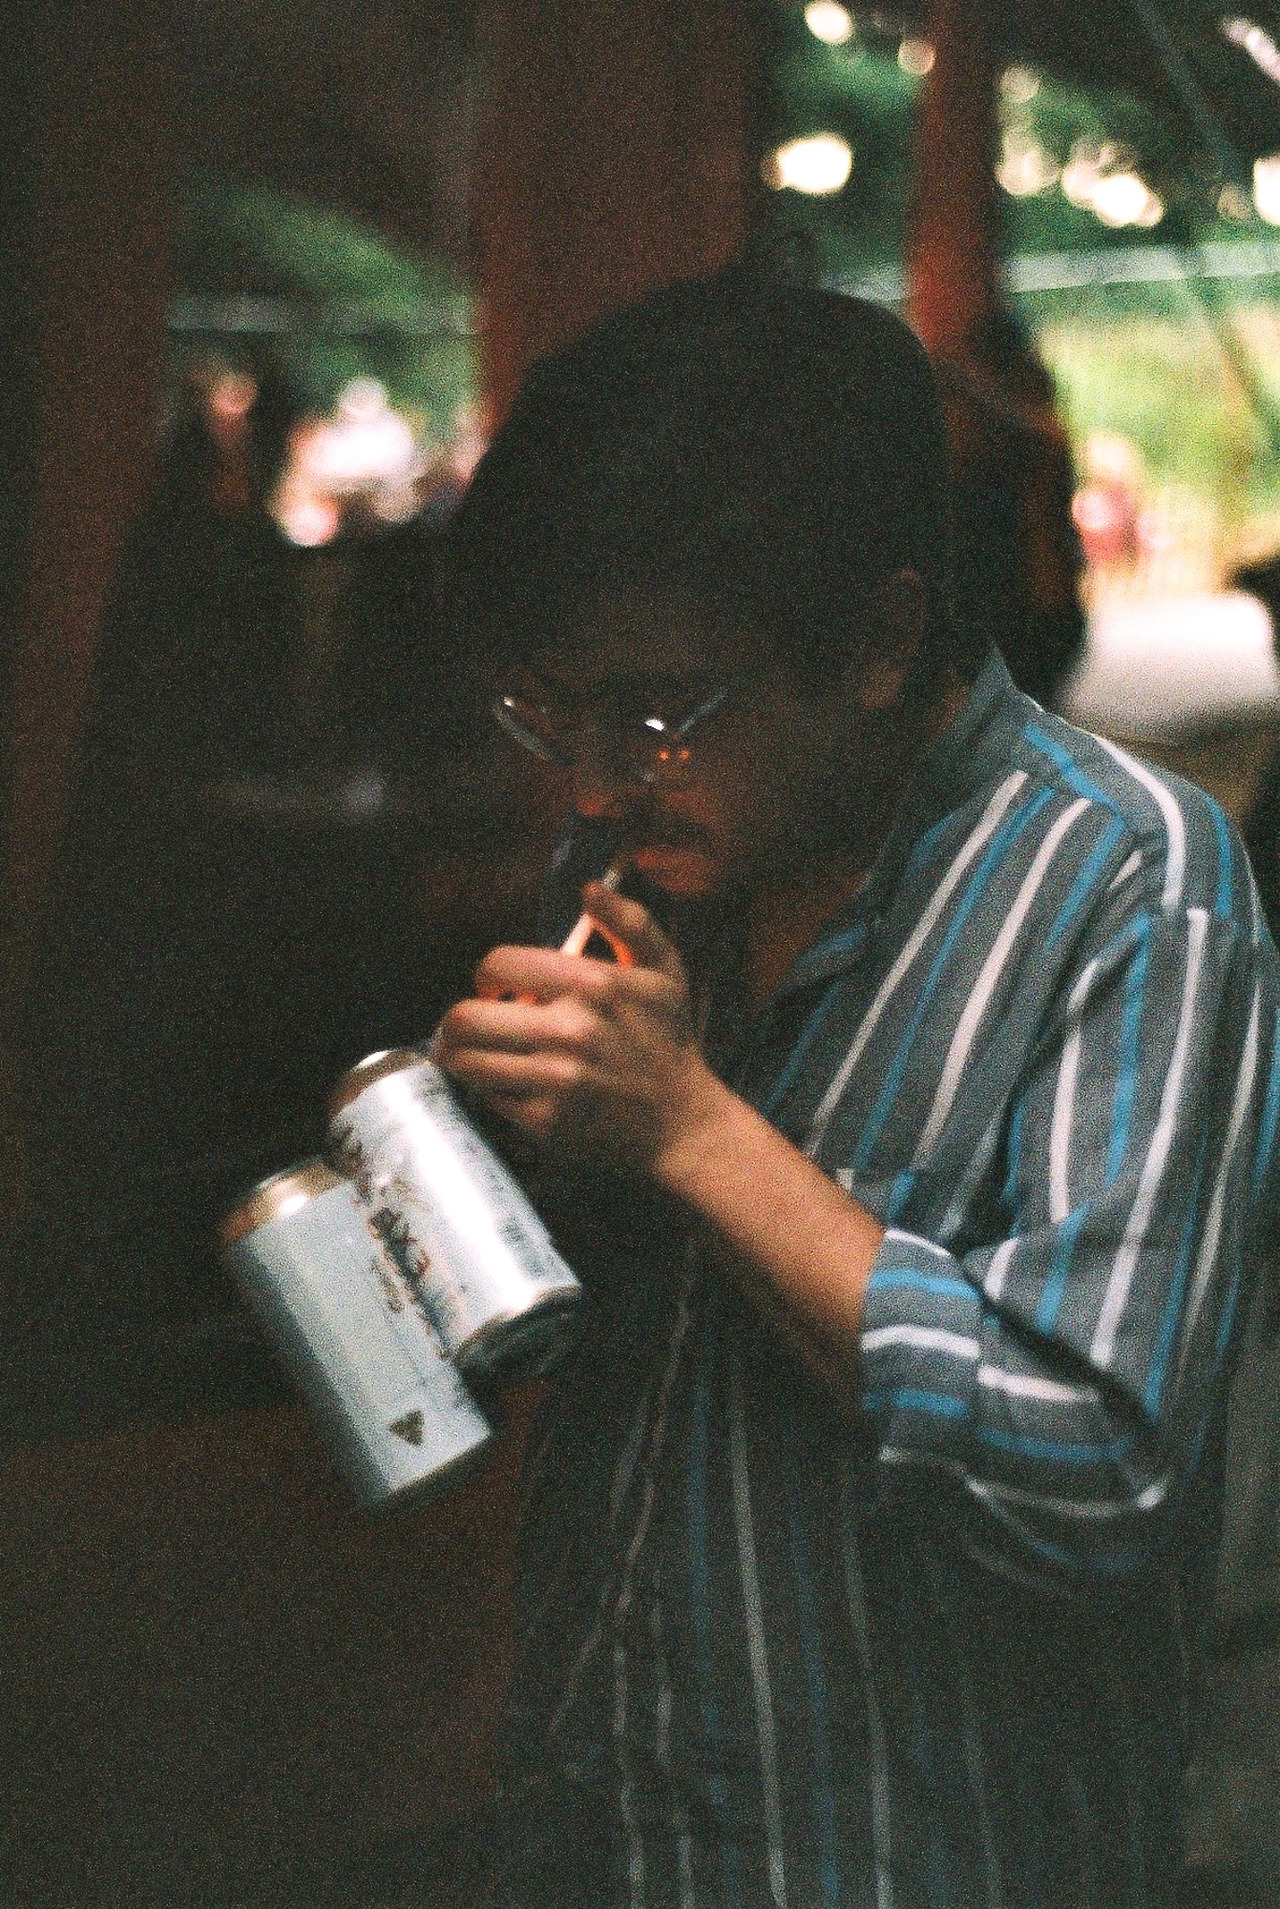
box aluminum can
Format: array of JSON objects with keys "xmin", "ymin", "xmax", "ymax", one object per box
[
  {"xmin": 220, "ymin": 1159, "xmax": 493, "ymax": 1507},
  {"xmin": 328, "ymin": 1050, "xmax": 582, "ymax": 1384}
]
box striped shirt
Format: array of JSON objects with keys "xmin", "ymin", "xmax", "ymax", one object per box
[{"xmin": 496, "ymin": 652, "xmax": 1280, "ymax": 1908}]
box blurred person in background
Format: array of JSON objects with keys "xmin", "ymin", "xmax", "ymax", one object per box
[
  {"xmin": 940, "ymin": 307, "xmax": 1087, "ymax": 710},
  {"xmin": 16, "ymin": 360, "xmax": 308, "ymax": 1417},
  {"xmin": 1237, "ymin": 551, "xmax": 1280, "ymax": 942}
]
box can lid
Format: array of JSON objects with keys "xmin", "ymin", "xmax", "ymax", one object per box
[
  {"xmin": 327, "ymin": 1047, "xmax": 427, "ymax": 1118},
  {"xmin": 219, "ymin": 1158, "xmax": 343, "ymax": 1245}
]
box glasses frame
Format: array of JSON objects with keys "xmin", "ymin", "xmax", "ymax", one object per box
[{"xmin": 490, "ymin": 669, "xmax": 750, "ymax": 787}]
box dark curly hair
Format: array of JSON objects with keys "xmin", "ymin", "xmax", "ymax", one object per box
[{"xmin": 448, "ymin": 261, "xmax": 987, "ymax": 690}]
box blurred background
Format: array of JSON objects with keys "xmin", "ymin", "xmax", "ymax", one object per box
[{"xmin": 3, "ymin": 1, "xmax": 1280, "ymax": 1901}]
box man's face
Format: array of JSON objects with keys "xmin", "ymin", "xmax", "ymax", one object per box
[{"xmin": 515, "ymin": 583, "xmax": 925, "ymax": 904}]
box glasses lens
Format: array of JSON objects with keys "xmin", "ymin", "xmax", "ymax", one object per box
[
  {"xmin": 492, "ymin": 689, "xmax": 570, "ymax": 763},
  {"xmin": 493, "ymin": 676, "xmax": 737, "ymax": 785}
]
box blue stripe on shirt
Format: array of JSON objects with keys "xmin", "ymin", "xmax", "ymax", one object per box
[
  {"xmin": 1035, "ymin": 1203, "xmax": 1089, "ymax": 1334},
  {"xmin": 1252, "ymin": 1010, "xmax": 1280, "ymax": 1198},
  {"xmin": 1144, "ymin": 1132, "xmax": 1211, "ymax": 1413},
  {"xmin": 1024, "ymin": 721, "xmax": 1119, "ymax": 814},
  {"xmin": 868, "ymin": 1270, "xmax": 977, "ymax": 1304},
  {"xmin": 1046, "ymin": 813, "xmax": 1126, "ymax": 951},
  {"xmin": 1211, "ymin": 799, "xmax": 1234, "ymax": 919},
  {"xmin": 760, "ymin": 977, "xmax": 846, "ymax": 1123}
]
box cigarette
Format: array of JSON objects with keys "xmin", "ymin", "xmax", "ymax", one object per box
[{"xmin": 559, "ymin": 861, "xmax": 626, "ymax": 956}]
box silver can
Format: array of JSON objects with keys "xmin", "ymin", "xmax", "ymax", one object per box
[
  {"xmin": 220, "ymin": 1160, "xmax": 493, "ymax": 1507},
  {"xmin": 328, "ymin": 1049, "xmax": 582, "ymax": 1384}
]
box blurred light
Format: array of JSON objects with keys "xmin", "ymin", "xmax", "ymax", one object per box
[
  {"xmin": 303, "ymin": 379, "xmax": 418, "ymax": 492},
  {"xmin": 1218, "ymin": 182, "xmax": 1253, "ymax": 220},
  {"xmin": 1222, "ymin": 17, "xmax": 1280, "ymax": 82},
  {"xmin": 1060, "ymin": 145, "xmax": 1162, "ymax": 227},
  {"xmin": 898, "ymin": 37, "xmax": 935, "ymax": 75},
  {"xmin": 1061, "ymin": 157, "xmax": 1103, "ymax": 207},
  {"xmin": 762, "ymin": 133, "xmax": 854, "ymax": 195},
  {"xmin": 275, "ymin": 487, "xmax": 343, "ymax": 547},
  {"xmin": 340, "ymin": 772, "xmax": 388, "ymax": 819},
  {"xmin": 208, "ymin": 370, "xmax": 256, "ymax": 423},
  {"xmin": 371, "ymin": 484, "xmax": 422, "ymax": 525},
  {"xmin": 1079, "ymin": 138, "xmax": 1129, "ymax": 171},
  {"xmin": 340, "ymin": 377, "xmax": 389, "ymax": 421},
  {"xmin": 1255, "ymin": 153, "xmax": 1280, "ymax": 222},
  {"xmin": 448, "ymin": 403, "xmax": 488, "ymax": 487},
  {"xmin": 1091, "ymin": 171, "xmax": 1164, "ymax": 227},
  {"xmin": 997, "ymin": 131, "xmax": 1060, "ymax": 197},
  {"xmin": 1001, "ymin": 64, "xmax": 1041, "ymax": 104},
  {"xmin": 805, "ymin": 1, "xmax": 855, "ymax": 45},
  {"xmin": 1085, "ymin": 429, "xmax": 1145, "ymax": 489}
]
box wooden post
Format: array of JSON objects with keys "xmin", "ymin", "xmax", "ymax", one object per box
[
  {"xmin": 473, "ymin": 0, "xmax": 756, "ymax": 428},
  {"xmin": 905, "ymin": 0, "xmax": 1087, "ymax": 709},
  {"xmin": 905, "ymin": 0, "xmax": 1001, "ymax": 361}
]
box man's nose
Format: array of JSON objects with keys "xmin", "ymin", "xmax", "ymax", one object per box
[{"xmin": 571, "ymin": 756, "xmax": 637, "ymax": 821}]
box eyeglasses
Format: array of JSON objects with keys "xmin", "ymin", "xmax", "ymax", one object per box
[{"xmin": 491, "ymin": 669, "xmax": 748, "ymax": 788}]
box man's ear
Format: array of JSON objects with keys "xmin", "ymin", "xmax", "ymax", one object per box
[{"xmin": 849, "ymin": 569, "xmax": 927, "ymax": 713}]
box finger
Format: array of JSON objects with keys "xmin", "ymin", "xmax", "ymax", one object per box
[
  {"xmin": 474, "ymin": 945, "xmax": 614, "ymax": 1003},
  {"xmin": 580, "ymin": 882, "xmax": 685, "ymax": 983},
  {"xmin": 472, "ymin": 943, "xmax": 679, "ymax": 1017},
  {"xmin": 439, "ymin": 999, "xmax": 535, "ymax": 1053},
  {"xmin": 442, "ymin": 1046, "xmax": 586, "ymax": 1098},
  {"xmin": 440, "ymin": 996, "xmax": 602, "ymax": 1057}
]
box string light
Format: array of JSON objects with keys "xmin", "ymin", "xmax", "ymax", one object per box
[
  {"xmin": 897, "ymin": 37, "xmax": 935, "ymax": 76},
  {"xmin": 1222, "ymin": 16, "xmax": 1280, "ymax": 82},
  {"xmin": 804, "ymin": 1, "xmax": 855, "ymax": 45},
  {"xmin": 1254, "ymin": 153, "xmax": 1280, "ymax": 223},
  {"xmin": 762, "ymin": 133, "xmax": 854, "ymax": 195},
  {"xmin": 1059, "ymin": 142, "xmax": 1164, "ymax": 228},
  {"xmin": 1001, "ymin": 65, "xmax": 1041, "ymax": 105}
]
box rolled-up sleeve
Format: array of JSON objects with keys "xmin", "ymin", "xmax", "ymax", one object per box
[{"xmin": 857, "ymin": 900, "xmax": 1274, "ymax": 1578}]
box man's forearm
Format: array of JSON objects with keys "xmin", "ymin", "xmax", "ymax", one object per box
[{"xmin": 653, "ymin": 1074, "xmax": 885, "ymax": 1391}]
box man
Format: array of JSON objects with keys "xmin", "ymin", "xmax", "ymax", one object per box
[{"xmin": 437, "ymin": 266, "xmax": 1279, "ymax": 1907}]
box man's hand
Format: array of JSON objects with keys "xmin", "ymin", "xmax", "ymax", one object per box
[
  {"xmin": 439, "ymin": 880, "xmax": 884, "ymax": 1390},
  {"xmin": 435, "ymin": 881, "xmax": 730, "ymax": 1171}
]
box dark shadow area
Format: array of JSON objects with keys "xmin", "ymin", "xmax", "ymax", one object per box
[{"xmin": 8, "ymin": 374, "xmax": 551, "ymax": 1446}]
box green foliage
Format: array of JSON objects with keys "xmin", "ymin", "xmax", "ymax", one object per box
[
  {"xmin": 1038, "ymin": 300, "xmax": 1280, "ymax": 557},
  {"xmin": 764, "ymin": 3, "xmax": 1280, "ymax": 562},
  {"xmin": 762, "ymin": 1, "xmax": 1262, "ymax": 272},
  {"xmin": 176, "ymin": 173, "xmax": 476, "ymax": 439},
  {"xmin": 1042, "ymin": 314, "xmax": 1238, "ymax": 493},
  {"xmin": 764, "ymin": 9, "xmax": 921, "ymax": 276}
]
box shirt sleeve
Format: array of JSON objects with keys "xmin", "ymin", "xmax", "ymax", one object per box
[{"xmin": 856, "ymin": 898, "xmax": 1274, "ymax": 1580}]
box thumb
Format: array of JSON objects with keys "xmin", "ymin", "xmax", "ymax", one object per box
[{"xmin": 581, "ymin": 881, "xmax": 685, "ymax": 983}]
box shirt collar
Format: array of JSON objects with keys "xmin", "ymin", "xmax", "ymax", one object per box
[{"xmin": 773, "ymin": 649, "xmax": 1030, "ymax": 1002}]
